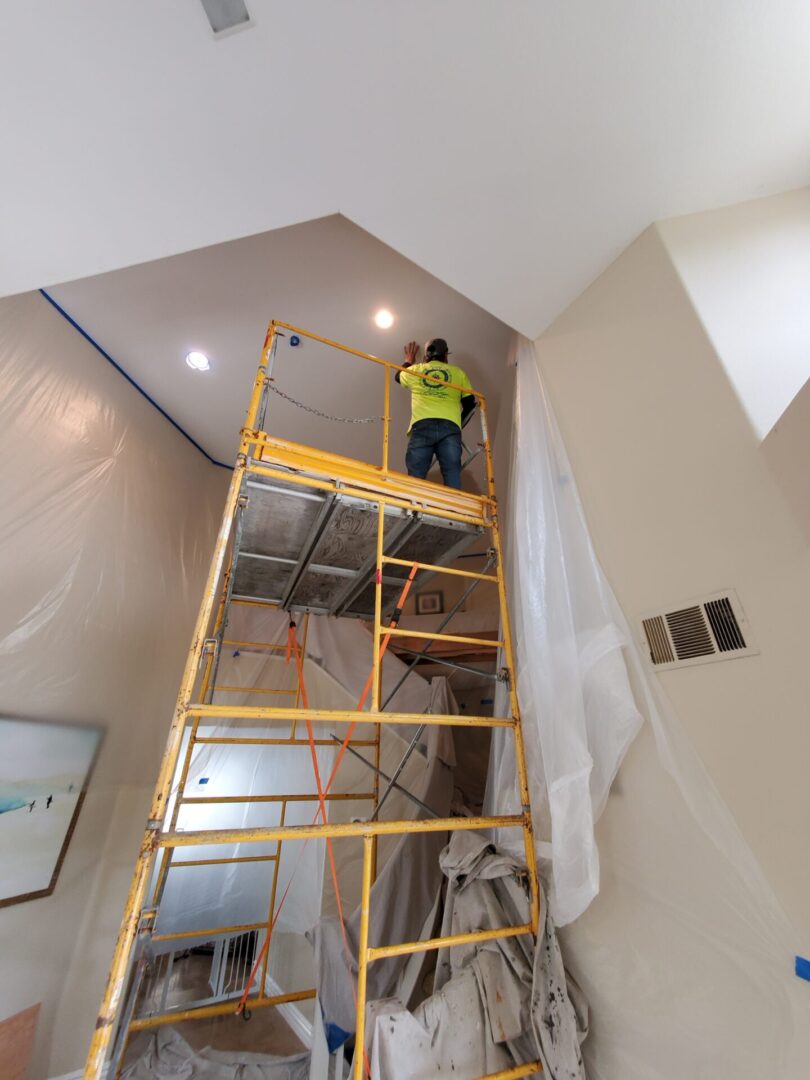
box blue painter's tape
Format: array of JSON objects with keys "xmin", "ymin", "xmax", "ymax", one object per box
[
  {"xmin": 795, "ymin": 955, "xmax": 810, "ymax": 982},
  {"xmin": 39, "ymin": 289, "xmax": 232, "ymax": 470},
  {"xmin": 324, "ymin": 1019, "xmax": 351, "ymax": 1054}
]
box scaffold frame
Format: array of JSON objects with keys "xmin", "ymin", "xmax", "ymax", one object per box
[{"xmin": 85, "ymin": 321, "xmax": 542, "ymax": 1080}]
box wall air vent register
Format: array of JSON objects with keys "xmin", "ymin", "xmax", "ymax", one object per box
[{"xmin": 640, "ymin": 589, "xmax": 758, "ymax": 670}]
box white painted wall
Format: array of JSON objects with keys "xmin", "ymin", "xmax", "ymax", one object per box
[
  {"xmin": 533, "ymin": 224, "xmax": 810, "ymax": 943},
  {"xmin": 0, "ymin": 292, "xmax": 223, "ymax": 1077},
  {"xmin": 659, "ymin": 187, "xmax": 810, "ymax": 440}
]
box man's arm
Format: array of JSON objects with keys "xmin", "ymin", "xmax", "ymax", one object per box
[
  {"xmin": 395, "ymin": 341, "xmax": 420, "ymax": 384},
  {"xmin": 459, "ymin": 369, "xmax": 476, "ymax": 426},
  {"xmin": 461, "ymin": 394, "xmax": 476, "ymax": 426}
]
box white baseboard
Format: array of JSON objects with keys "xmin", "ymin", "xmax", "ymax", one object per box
[{"xmin": 263, "ymin": 973, "xmax": 314, "ymax": 1049}]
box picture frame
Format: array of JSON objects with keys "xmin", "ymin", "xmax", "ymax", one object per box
[
  {"xmin": 0, "ymin": 717, "xmax": 102, "ymax": 908},
  {"xmin": 416, "ymin": 590, "xmax": 444, "ymax": 616}
]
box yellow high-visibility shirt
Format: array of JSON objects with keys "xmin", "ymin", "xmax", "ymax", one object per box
[{"xmin": 399, "ymin": 363, "xmax": 473, "ymax": 434}]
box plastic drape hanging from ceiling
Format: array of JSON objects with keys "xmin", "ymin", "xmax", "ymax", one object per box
[
  {"xmin": 0, "ymin": 291, "xmax": 225, "ymax": 779},
  {"xmin": 485, "ymin": 334, "xmax": 810, "ymax": 1078}
]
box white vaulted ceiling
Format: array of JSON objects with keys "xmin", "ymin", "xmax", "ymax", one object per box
[{"xmin": 2, "ymin": 2, "xmax": 810, "ymax": 338}]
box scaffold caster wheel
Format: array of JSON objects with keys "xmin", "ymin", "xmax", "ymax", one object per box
[{"xmin": 241, "ymin": 1008, "xmax": 252, "ymax": 1022}]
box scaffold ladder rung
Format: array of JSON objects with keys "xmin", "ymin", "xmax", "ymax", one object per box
[
  {"xmin": 159, "ymin": 813, "xmax": 525, "ymax": 848},
  {"xmin": 185, "ymin": 704, "xmax": 515, "ymax": 727}
]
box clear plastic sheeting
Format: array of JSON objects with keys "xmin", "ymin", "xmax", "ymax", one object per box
[
  {"xmin": 155, "ymin": 720, "xmax": 335, "ymax": 943},
  {"xmin": 486, "ymin": 335, "xmax": 643, "ymax": 926},
  {"xmin": 122, "ymin": 1027, "xmax": 310, "ymax": 1080},
  {"xmin": 154, "ymin": 614, "xmax": 337, "ymax": 944},
  {"xmin": 153, "ymin": 605, "xmax": 435, "ymax": 952},
  {"xmin": 308, "ymin": 690, "xmax": 457, "ymax": 1048},
  {"xmin": 0, "ymin": 291, "xmax": 227, "ymax": 1079},
  {"xmin": 487, "ymin": 335, "xmax": 810, "ymax": 1078},
  {"xmin": 0, "ymin": 291, "xmax": 224, "ymax": 781}
]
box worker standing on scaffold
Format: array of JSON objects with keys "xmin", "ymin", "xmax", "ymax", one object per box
[{"xmin": 395, "ymin": 338, "xmax": 476, "ymax": 489}]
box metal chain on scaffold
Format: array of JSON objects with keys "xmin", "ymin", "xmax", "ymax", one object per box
[{"xmin": 265, "ymin": 381, "xmax": 383, "ymax": 424}]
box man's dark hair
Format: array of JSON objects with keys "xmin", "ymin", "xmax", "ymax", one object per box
[{"xmin": 425, "ymin": 338, "xmax": 449, "ymax": 361}]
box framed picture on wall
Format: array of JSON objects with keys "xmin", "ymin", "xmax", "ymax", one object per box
[
  {"xmin": 0, "ymin": 717, "xmax": 102, "ymax": 908},
  {"xmin": 416, "ymin": 591, "xmax": 444, "ymax": 616}
]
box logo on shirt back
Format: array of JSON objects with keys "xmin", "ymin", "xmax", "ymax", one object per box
[{"xmin": 422, "ymin": 366, "xmax": 450, "ymax": 393}]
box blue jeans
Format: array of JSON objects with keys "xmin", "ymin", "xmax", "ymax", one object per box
[{"xmin": 405, "ymin": 418, "xmax": 462, "ymax": 488}]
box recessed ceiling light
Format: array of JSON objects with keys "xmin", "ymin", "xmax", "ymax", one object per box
[
  {"xmin": 374, "ymin": 308, "xmax": 395, "ymax": 330},
  {"xmin": 185, "ymin": 351, "xmax": 211, "ymax": 371}
]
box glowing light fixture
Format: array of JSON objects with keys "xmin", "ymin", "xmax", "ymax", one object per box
[
  {"xmin": 374, "ymin": 308, "xmax": 395, "ymax": 329},
  {"xmin": 185, "ymin": 351, "xmax": 211, "ymax": 372}
]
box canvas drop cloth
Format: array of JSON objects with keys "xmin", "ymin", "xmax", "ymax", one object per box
[
  {"xmin": 121, "ymin": 1027, "xmax": 310, "ymax": 1080},
  {"xmin": 365, "ymin": 831, "xmax": 587, "ymax": 1080}
]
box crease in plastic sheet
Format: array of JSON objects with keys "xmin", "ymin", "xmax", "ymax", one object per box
[{"xmin": 486, "ymin": 334, "xmax": 810, "ymax": 1077}]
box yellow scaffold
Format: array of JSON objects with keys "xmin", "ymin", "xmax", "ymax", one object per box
[{"xmin": 85, "ymin": 321, "xmax": 542, "ymax": 1080}]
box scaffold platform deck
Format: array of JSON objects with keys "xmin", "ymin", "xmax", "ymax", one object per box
[{"xmin": 235, "ymin": 467, "xmax": 482, "ymax": 617}]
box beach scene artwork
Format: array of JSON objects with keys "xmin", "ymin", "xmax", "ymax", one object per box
[{"xmin": 0, "ymin": 718, "xmax": 101, "ymax": 907}]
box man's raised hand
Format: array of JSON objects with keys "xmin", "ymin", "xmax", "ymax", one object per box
[{"xmin": 403, "ymin": 341, "xmax": 420, "ymax": 367}]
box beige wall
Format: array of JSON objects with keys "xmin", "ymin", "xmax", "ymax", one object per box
[
  {"xmin": 762, "ymin": 373, "xmax": 810, "ymax": 546},
  {"xmin": 534, "ymin": 225, "xmax": 810, "ymax": 943},
  {"xmin": 0, "ymin": 292, "xmax": 224, "ymax": 1077}
]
